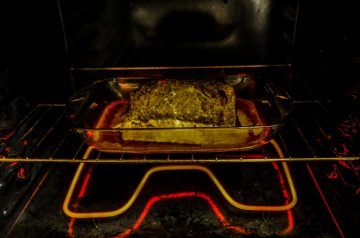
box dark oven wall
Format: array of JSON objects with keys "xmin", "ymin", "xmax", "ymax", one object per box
[
  {"xmin": 60, "ymin": 0, "xmax": 298, "ymax": 68},
  {"xmin": 0, "ymin": 0, "xmax": 299, "ymax": 105},
  {"xmin": 4, "ymin": 0, "xmax": 359, "ymax": 104},
  {"xmin": 0, "ymin": 1, "xmax": 72, "ymax": 105},
  {"xmin": 294, "ymin": 0, "xmax": 360, "ymax": 100}
]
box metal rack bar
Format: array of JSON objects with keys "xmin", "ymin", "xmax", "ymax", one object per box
[
  {"xmin": 49, "ymin": 129, "xmax": 73, "ymax": 157},
  {"xmin": 1, "ymin": 156, "xmax": 359, "ymax": 163},
  {"xmin": 291, "ymin": 116, "xmax": 317, "ymax": 156},
  {"xmin": 71, "ymin": 64, "xmax": 292, "ymax": 71},
  {"xmin": 26, "ymin": 114, "xmax": 65, "ymax": 157}
]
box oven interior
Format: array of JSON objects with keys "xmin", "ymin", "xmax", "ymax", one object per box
[{"xmin": 1, "ymin": 0, "xmax": 360, "ymax": 237}]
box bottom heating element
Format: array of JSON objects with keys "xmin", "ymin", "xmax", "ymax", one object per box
[
  {"xmin": 63, "ymin": 162, "xmax": 295, "ymax": 238},
  {"xmin": 1, "ymin": 147, "xmax": 344, "ymax": 238}
]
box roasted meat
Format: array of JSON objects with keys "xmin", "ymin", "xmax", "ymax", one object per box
[{"xmin": 112, "ymin": 80, "xmax": 236, "ymax": 128}]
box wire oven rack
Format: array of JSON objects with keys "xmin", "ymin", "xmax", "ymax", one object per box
[
  {"xmin": 0, "ymin": 103, "xmax": 358, "ymax": 163},
  {"xmin": 1, "ymin": 65, "xmax": 359, "ymax": 163}
]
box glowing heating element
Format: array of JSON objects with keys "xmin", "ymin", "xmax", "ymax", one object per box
[
  {"xmin": 63, "ymin": 140, "xmax": 297, "ymax": 218},
  {"xmin": 112, "ymin": 191, "xmax": 294, "ymax": 238},
  {"xmin": 68, "ymin": 190, "xmax": 294, "ymax": 238},
  {"xmin": 65, "ymin": 140, "xmax": 295, "ymax": 237},
  {"xmin": 112, "ymin": 191, "xmax": 251, "ymax": 238}
]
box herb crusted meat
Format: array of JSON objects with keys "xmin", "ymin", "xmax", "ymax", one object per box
[{"xmin": 112, "ymin": 80, "xmax": 236, "ymax": 128}]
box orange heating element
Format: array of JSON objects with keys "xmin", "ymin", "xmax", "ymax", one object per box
[
  {"xmin": 64, "ymin": 139, "xmax": 297, "ymax": 237},
  {"xmin": 64, "ymin": 163, "xmax": 297, "ymax": 218},
  {"xmin": 66, "ymin": 162, "xmax": 295, "ymax": 237}
]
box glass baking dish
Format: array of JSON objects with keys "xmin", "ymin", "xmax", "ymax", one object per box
[{"xmin": 65, "ymin": 74, "xmax": 292, "ymax": 153}]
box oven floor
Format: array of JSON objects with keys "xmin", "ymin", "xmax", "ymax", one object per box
[{"xmin": 1, "ymin": 162, "xmax": 343, "ymax": 238}]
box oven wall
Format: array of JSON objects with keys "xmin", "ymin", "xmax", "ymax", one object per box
[
  {"xmin": 293, "ymin": 0, "xmax": 360, "ymax": 99},
  {"xmin": 1, "ymin": 0, "xmax": 299, "ymax": 103},
  {"xmin": 59, "ymin": 0, "xmax": 299, "ymax": 68},
  {"xmin": 295, "ymin": 0, "xmax": 360, "ymax": 66},
  {"xmin": 0, "ymin": 1, "xmax": 72, "ymax": 104},
  {"xmin": 1, "ymin": 0, "xmax": 359, "ymax": 104}
]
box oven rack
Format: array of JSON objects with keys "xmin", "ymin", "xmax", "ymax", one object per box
[{"xmin": 0, "ymin": 104, "xmax": 358, "ymax": 163}]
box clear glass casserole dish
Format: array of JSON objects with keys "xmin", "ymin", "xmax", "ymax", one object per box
[{"xmin": 65, "ymin": 74, "xmax": 292, "ymax": 153}]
